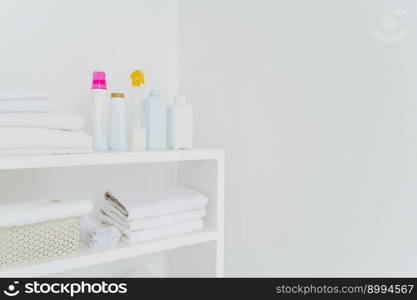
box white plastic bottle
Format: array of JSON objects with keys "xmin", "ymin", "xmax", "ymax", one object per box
[
  {"xmin": 129, "ymin": 69, "xmax": 146, "ymax": 150},
  {"xmin": 91, "ymin": 71, "xmax": 109, "ymax": 152},
  {"xmin": 130, "ymin": 70, "xmax": 145, "ymax": 124},
  {"xmin": 168, "ymin": 96, "xmax": 193, "ymax": 149},
  {"xmin": 108, "ymin": 93, "xmax": 128, "ymax": 151},
  {"xmin": 130, "ymin": 122, "xmax": 147, "ymax": 152},
  {"xmin": 143, "ymin": 89, "xmax": 167, "ymax": 150}
]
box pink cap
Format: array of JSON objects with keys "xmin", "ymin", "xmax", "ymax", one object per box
[{"xmin": 91, "ymin": 71, "xmax": 107, "ymax": 89}]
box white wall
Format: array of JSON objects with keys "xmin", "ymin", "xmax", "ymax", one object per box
[
  {"xmin": 0, "ymin": 0, "xmax": 179, "ymax": 131},
  {"xmin": 179, "ymin": 0, "xmax": 417, "ymax": 276}
]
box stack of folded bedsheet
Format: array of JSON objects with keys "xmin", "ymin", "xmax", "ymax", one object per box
[
  {"xmin": 100, "ymin": 187, "xmax": 208, "ymax": 243},
  {"xmin": 0, "ymin": 93, "xmax": 93, "ymax": 155}
]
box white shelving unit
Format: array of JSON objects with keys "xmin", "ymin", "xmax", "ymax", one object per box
[{"xmin": 0, "ymin": 150, "xmax": 224, "ymax": 278}]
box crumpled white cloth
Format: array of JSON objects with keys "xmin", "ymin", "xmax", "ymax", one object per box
[{"xmin": 80, "ymin": 216, "xmax": 121, "ymax": 250}]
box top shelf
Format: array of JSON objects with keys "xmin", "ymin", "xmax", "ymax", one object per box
[{"xmin": 0, "ymin": 149, "xmax": 224, "ymax": 170}]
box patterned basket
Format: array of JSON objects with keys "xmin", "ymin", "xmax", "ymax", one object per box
[{"xmin": 0, "ymin": 217, "xmax": 80, "ymax": 269}]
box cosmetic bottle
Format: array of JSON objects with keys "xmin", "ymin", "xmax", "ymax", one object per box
[
  {"xmin": 91, "ymin": 71, "xmax": 108, "ymax": 152},
  {"xmin": 130, "ymin": 70, "xmax": 146, "ymax": 124},
  {"xmin": 130, "ymin": 122, "xmax": 147, "ymax": 152},
  {"xmin": 143, "ymin": 89, "xmax": 167, "ymax": 150},
  {"xmin": 168, "ymin": 96, "xmax": 193, "ymax": 149},
  {"xmin": 108, "ymin": 93, "xmax": 128, "ymax": 151},
  {"xmin": 129, "ymin": 70, "xmax": 146, "ymax": 150}
]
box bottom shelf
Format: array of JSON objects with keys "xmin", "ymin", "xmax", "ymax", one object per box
[{"xmin": 0, "ymin": 230, "xmax": 218, "ymax": 277}]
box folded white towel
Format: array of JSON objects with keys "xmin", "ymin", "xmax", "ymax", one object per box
[
  {"xmin": 0, "ymin": 110, "xmax": 85, "ymax": 131},
  {"xmin": 0, "ymin": 199, "xmax": 93, "ymax": 227},
  {"xmin": 122, "ymin": 219, "xmax": 204, "ymax": 243},
  {"xmin": 0, "ymin": 147, "xmax": 93, "ymax": 156},
  {"xmin": 104, "ymin": 187, "xmax": 208, "ymax": 220},
  {"xmin": 100, "ymin": 207, "xmax": 206, "ymax": 231},
  {"xmin": 0, "ymin": 92, "xmax": 51, "ymax": 100},
  {"xmin": 80, "ymin": 216, "xmax": 121, "ymax": 250},
  {"xmin": 0, "ymin": 128, "xmax": 92, "ymax": 150},
  {"xmin": 0, "ymin": 99, "xmax": 53, "ymax": 113}
]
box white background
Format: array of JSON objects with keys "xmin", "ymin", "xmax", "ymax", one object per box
[
  {"xmin": 2, "ymin": 0, "xmax": 417, "ymax": 277},
  {"xmin": 179, "ymin": 0, "xmax": 417, "ymax": 276}
]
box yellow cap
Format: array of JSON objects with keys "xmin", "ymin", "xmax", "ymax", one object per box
[{"xmin": 130, "ymin": 70, "xmax": 145, "ymax": 87}]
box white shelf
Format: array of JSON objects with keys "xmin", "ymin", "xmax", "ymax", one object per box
[
  {"xmin": 0, "ymin": 148, "xmax": 225, "ymax": 277},
  {"xmin": 0, "ymin": 149, "xmax": 223, "ymax": 170},
  {"xmin": 0, "ymin": 230, "xmax": 218, "ymax": 277}
]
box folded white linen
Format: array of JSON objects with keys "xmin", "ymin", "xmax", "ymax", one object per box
[
  {"xmin": 104, "ymin": 187, "xmax": 208, "ymax": 220},
  {"xmin": 0, "ymin": 111, "xmax": 85, "ymax": 131},
  {"xmin": 80, "ymin": 216, "xmax": 121, "ymax": 250},
  {"xmin": 0, "ymin": 147, "xmax": 93, "ymax": 156},
  {"xmin": 0, "ymin": 99, "xmax": 53, "ymax": 112},
  {"xmin": 0, "ymin": 128, "xmax": 92, "ymax": 150},
  {"xmin": 100, "ymin": 207, "xmax": 206, "ymax": 231},
  {"xmin": 0, "ymin": 199, "xmax": 93, "ymax": 227},
  {"xmin": 0, "ymin": 92, "xmax": 51, "ymax": 100},
  {"xmin": 122, "ymin": 219, "xmax": 204, "ymax": 243}
]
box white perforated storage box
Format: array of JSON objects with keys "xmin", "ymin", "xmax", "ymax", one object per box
[
  {"xmin": 0, "ymin": 217, "xmax": 80, "ymax": 269},
  {"xmin": 0, "ymin": 199, "xmax": 92, "ymax": 270}
]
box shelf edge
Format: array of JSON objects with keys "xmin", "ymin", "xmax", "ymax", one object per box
[{"xmin": 0, "ymin": 230, "xmax": 218, "ymax": 277}]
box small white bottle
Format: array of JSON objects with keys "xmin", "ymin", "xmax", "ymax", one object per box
[
  {"xmin": 144, "ymin": 89, "xmax": 168, "ymax": 150},
  {"xmin": 108, "ymin": 93, "xmax": 128, "ymax": 151},
  {"xmin": 168, "ymin": 96, "xmax": 193, "ymax": 149},
  {"xmin": 130, "ymin": 122, "xmax": 147, "ymax": 152}
]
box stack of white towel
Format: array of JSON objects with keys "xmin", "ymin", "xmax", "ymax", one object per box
[
  {"xmin": 100, "ymin": 187, "xmax": 208, "ymax": 243},
  {"xmin": 0, "ymin": 93, "xmax": 93, "ymax": 155}
]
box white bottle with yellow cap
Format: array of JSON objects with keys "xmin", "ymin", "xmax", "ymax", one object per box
[
  {"xmin": 108, "ymin": 92, "xmax": 128, "ymax": 151},
  {"xmin": 129, "ymin": 70, "xmax": 146, "ymax": 150}
]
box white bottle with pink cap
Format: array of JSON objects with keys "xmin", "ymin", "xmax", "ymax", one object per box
[{"xmin": 91, "ymin": 71, "xmax": 109, "ymax": 152}]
